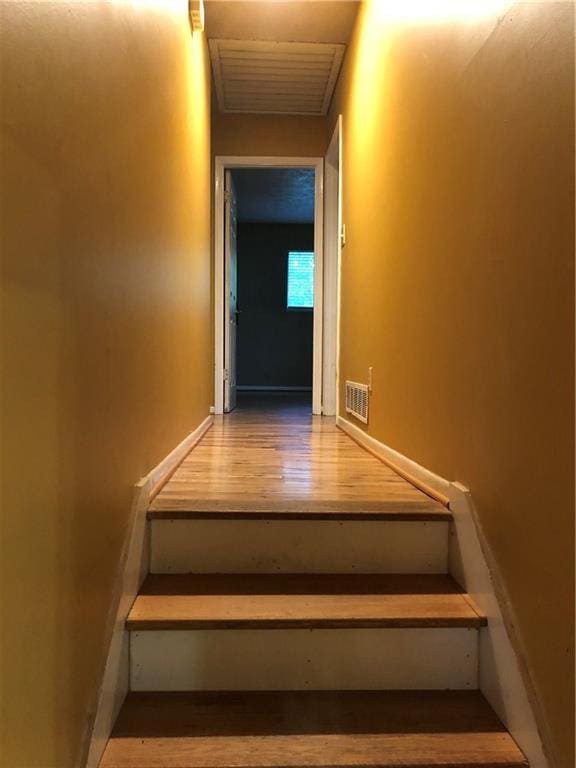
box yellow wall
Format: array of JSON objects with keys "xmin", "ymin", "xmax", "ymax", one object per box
[
  {"xmin": 331, "ymin": 2, "xmax": 574, "ymax": 766},
  {"xmin": 0, "ymin": 2, "xmax": 212, "ymax": 766},
  {"xmin": 213, "ymin": 113, "xmax": 328, "ymax": 157}
]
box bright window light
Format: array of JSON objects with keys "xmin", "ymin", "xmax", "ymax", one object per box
[{"xmin": 287, "ymin": 251, "xmax": 314, "ymax": 309}]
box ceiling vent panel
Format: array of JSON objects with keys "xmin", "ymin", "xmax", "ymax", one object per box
[{"xmin": 209, "ymin": 39, "xmax": 345, "ymax": 115}]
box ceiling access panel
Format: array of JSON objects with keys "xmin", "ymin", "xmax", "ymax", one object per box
[{"xmin": 209, "ymin": 39, "xmax": 345, "ymax": 116}]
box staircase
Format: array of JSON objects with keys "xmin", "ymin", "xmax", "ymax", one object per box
[{"xmin": 100, "ymin": 408, "xmax": 528, "ymax": 767}]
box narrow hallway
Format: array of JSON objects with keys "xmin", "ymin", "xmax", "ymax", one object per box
[{"xmin": 1, "ymin": 1, "xmax": 572, "ymax": 767}]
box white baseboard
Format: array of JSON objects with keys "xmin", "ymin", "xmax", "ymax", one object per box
[
  {"xmin": 449, "ymin": 484, "xmax": 549, "ymax": 768},
  {"xmin": 336, "ymin": 416, "xmax": 451, "ymax": 506},
  {"xmin": 83, "ymin": 415, "xmax": 213, "ymax": 768},
  {"xmin": 237, "ymin": 386, "xmax": 313, "ymax": 392},
  {"xmin": 336, "ymin": 416, "xmax": 549, "ymax": 768},
  {"xmin": 148, "ymin": 415, "xmax": 214, "ymax": 499},
  {"xmin": 83, "ymin": 478, "xmax": 149, "ymax": 768}
]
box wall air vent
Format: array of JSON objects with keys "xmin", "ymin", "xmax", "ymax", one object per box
[
  {"xmin": 209, "ymin": 39, "xmax": 345, "ymax": 116},
  {"xmin": 345, "ymin": 381, "xmax": 369, "ymax": 424}
]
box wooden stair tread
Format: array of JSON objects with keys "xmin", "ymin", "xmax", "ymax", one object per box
[
  {"xmin": 127, "ymin": 574, "xmax": 486, "ymax": 630},
  {"xmin": 101, "ymin": 690, "xmax": 527, "ymax": 767}
]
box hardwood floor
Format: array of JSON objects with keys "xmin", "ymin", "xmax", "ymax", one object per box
[{"xmin": 150, "ymin": 399, "xmax": 449, "ymax": 520}]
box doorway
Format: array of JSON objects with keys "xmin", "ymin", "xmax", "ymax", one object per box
[
  {"xmin": 234, "ymin": 169, "xmax": 316, "ymax": 411},
  {"xmin": 214, "ymin": 157, "xmax": 326, "ymax": 414}
]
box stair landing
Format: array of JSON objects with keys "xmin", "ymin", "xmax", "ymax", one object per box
[{"xmin": 149, "ymin": 406, "xmax": 449, "ymax": 520}]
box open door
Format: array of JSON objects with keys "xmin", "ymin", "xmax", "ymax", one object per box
[
  {"xmin": 323, "ymin": 116, "xmax": 342, "ymax": 416},
  {"xmin": 224, "ymin": 169, "xmax": 238, "ymax": 413}
]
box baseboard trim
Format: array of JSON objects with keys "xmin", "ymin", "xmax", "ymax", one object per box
[
  {"xmin": 237, "ymin": 386, "xmax": 313, "ymax": 392},
  {"xmin": 336, "ymin": 416, "xmax": 451, "ymax": 507},
  {"xmin": 83, "ymin": 415, "xmax": 213, "ymax": 768},
  {"xmin": 149, "ymin": 415, "xmax": 214, "ymax": 500},
  {"xmin": 336, "ymin": 416, "xmax": 549, "ymax": 768},
  {"xmin": 449, "ymin": 483, "xmax": 550, "ymax": 768}
]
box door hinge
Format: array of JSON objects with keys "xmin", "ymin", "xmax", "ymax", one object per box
[
  {"xmin": 223, "ymin": 368, "xmax": 229, "ymax": 382},
  {"xmin": 224, "ymin": 190, "xmax": 231, "ymax": 203}
]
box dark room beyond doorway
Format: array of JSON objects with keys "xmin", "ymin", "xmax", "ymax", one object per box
[{"xmin": 232, "ymin": 168, "xmax": 315, "ymax": 403}]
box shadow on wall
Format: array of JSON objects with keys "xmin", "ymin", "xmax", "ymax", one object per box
[{"xmin": 0, "ymin": 2, "xmax": 212, "ymax": 766}]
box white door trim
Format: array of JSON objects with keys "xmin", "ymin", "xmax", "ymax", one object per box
[
  {"xmin": 223, "ymin": 170, "xmax": 238, "ymax": 413},
  {"xmin": 214, "ymin": 156, "xmax": 325, "ymax": 415},
  {"xmin": 323, "ymin": 116, "xmax": 343, "ymax": 416}
]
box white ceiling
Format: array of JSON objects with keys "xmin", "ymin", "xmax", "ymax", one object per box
[
  {"xmin": 205, "ymin": 1, "xmax": 359, "ymax": 115},
  {"xmin": 205, "ymin": 2, "xmax": 359, "ymax": 44}
]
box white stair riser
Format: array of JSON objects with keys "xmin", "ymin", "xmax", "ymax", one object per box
[
  {"xmin": 130, "ymin": 627, "xmax": 478, "ymax": 691},
  {"xmin": 150, "ymin": 520, "xmax": 449, "ymax": 574}
]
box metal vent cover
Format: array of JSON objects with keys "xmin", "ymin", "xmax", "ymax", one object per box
[
  {"xmin": 209, "ymin": 39, "xmax": 345, "ymax": 116},
  {"xmin": 345, "ymin": 381, "xmax": 369, "ymax": 424}
]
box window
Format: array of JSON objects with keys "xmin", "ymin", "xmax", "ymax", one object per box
[{"xmin": 287, "ymin": 251, "xmax": 314, "ymax": 309}]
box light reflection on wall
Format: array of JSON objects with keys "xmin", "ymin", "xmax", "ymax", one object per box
[
  {"xmin": 372, "ymin": 0, "xmax": 512, "ymax": 24},
  {"xmin": 126, "ymin": 0, "xmax": 187, "ymax": 12}
]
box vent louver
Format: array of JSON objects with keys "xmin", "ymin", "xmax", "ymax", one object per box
[
  {"xmin": 209, "ymin": 39, "xmax": 345, "ymax": 116},
  {"xmin": 345, "ymin": 381, "xmax": 369, "ymax": 424}
]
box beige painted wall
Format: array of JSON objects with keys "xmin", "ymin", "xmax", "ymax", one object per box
[
  {"xmin": 213, "ymin": 113, "xmax": 328, "ymax": 157},
  {"xmin": 331, "ymin": 2, "xmax": 574, "ymax": 766},
  {"xmin": 0, "ymin": 2, "xmax": 212, "ymax": 766}
]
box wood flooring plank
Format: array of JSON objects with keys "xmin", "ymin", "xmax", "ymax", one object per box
[
  {"xmin": 100, "ymin": 690, "xmax": 527, "ymax": 767},
  {"xmin": 149, "ymin": 408, "xmax": 450, "ymax": 520},
  {"xmin": 127, "ymin": 574, "xmax": 486, "ymax": 630}
]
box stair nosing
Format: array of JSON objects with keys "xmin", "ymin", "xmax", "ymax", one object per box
[
  {"xmin": 147, "ymin": 509, "xmax": 453, "ymax": 521},
  {"xmin": 127, "ymin": 617, "xmax": 485, "ymax": 630}
]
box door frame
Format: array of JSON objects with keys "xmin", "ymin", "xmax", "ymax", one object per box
[
  {"xmin": 214, "ymin": 155, "xmax": 325, "ymax": 414},
  {"xmin": 223, "ymin": 169, "xmax": 238, "ymax": 413},
  {"xmin": 323, "ymin": 116, "xmax": 343, "ymax": 416}
]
